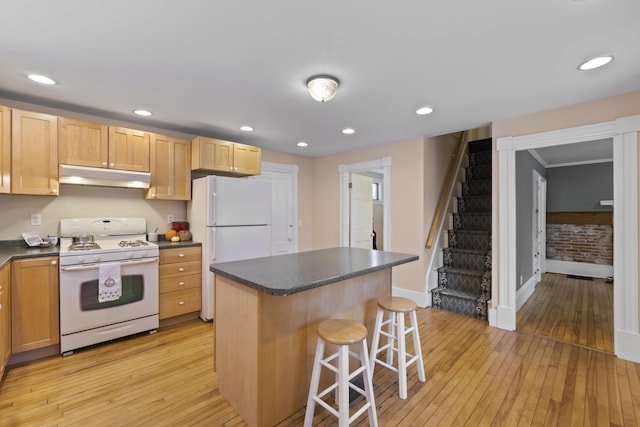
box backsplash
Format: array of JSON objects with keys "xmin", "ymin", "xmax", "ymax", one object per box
[{"xmin": 0, "ymin": 184, "xmax": 187, "ymax": 240}]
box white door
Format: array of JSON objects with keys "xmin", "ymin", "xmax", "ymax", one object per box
[
  {"xmin": 350, "ymin": 174, "xmax": 373, "ymax": 249},
  {"xmin": 250, "ymin": 164, "xmax": 297, "ymax": 255},
  {"xmin": 532, "ymin": 170, "xmax": 547, "ymax": 283}
]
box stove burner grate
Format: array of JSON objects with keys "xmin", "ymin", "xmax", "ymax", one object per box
[{"xmin": 68, "ymin": 242, "xmax": 101, "ymax": 251}]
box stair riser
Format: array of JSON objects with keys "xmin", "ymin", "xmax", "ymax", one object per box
[
  {"xmin": 453, "ymin": 213, "xmax": 491, "ymax": 232},
  {"xmin": 432, "ymin": 292, "xmax": 488, "ymax": 320},
  {"xmin": 462, "ymin": 180, "xmax": 491, "ymax": 197},
  {"xmin": 457, "ymin": 197, "xmax": 491, "ymax": 213},
  {"xmin": 447, "ymin": 230, "xmax": 491, "ymax": 251},
  {"xmin": 443, "ymin": 249, "xmax": 490, "ymax": 271},
  {"xmin": 465, "ymin": 165, "xmax": 492, "ymax": 181},
  {"xmin": 468, "ymin": 151, "xmax": 492, "ymax": 166},
  {"xmin": 438, "ymin": 269, "xmax": 482, "ymax": 294}
]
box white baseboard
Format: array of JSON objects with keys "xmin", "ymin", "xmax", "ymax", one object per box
[
  {"xmin": 495, "ymin": 304, "xmax": 516, "ymax": 331},
  {"xmin": 516, "ymin": 275, "xmax": 537, "ymax": 310},
  {"xmin": 393, "ymin": 287, "xmax": 429, "ymax": 308},
  {"xmin": 616, "ymin": 330, "xmax": 640, "ymax": 363},
  {"xmin": 488, "ymin": 300, "xmax": 497, "ymax": 326},
  {"xmin": 545, "ymin": 259, "xmax": 613, "ymax": 279}
]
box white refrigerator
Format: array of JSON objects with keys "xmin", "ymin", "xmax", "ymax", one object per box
[{"xmin": 188, "ymin": 176, "xmax": 272, "ymax": 321}]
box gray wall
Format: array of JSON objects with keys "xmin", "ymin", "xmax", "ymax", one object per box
[
  {"xmin": 546, "ymin": 162, "xmax": 613, "ymax": 211},
  {"xmin": 516, "ymin": 151, "xmax": 546, "ymax": 290}
]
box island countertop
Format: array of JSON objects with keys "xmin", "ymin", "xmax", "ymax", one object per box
[{"xmin": 209, "ymin": 247, "xmax": 418, "ymax": 296}]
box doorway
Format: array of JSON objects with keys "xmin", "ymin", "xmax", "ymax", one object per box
[
  {"xmin": 495, "ymin": 116, "xmax": 640, "ymax": 362},
  {"xmin": 339, "ymin": 157, "xmax": 391, "ymax": 250}
]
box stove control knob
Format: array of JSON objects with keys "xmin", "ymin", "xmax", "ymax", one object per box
[
  {"xmin": 78, "ymin": 256, "xmax": 85, "ymax": 263},
  {"xmin": 93, "ymin": 255, "xmax": 101, "ymax": 262},
  {"xmin": 127, "ymin": 252, "xmax": 134, "ymax": 259}
]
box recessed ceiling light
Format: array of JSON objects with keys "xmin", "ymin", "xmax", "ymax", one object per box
[
  {"xmin": 578, "ymin": 55, "xmax": 614, "ymax": 71},
  {"xmin": 240, "ymin": 125, "xmax": 253, "ymax": 132},
  {"xmin": 342, "ymin": 128, "xmax": 355, "ymax": 135},
  {"xmin": 297, "ymin": 141, "xmax": 308, "ymax": 147},
  {"xmin": 133, "ymin": 109, "xmax": 152, "ymax": 116},
  {"xmin": 416, "ymin": 106, "xmax": 434, "ymax": 115},
  {"xmin": 27, "ymin": 74, "xmax": 56, "ymax": 85}
]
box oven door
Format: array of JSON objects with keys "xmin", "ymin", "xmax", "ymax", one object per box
[{"xmin": 59, "ymin": 258, "xmax": 159, "ymax": 335}]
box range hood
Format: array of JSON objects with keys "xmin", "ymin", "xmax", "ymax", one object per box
[{"xmin": 59, "ymin": 164, "xmax": 151, "ymax": 189}]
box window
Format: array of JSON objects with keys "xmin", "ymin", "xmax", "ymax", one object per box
[{"xmin": 372, "ymin": 182, "xmax": 380, "ymax": 201}]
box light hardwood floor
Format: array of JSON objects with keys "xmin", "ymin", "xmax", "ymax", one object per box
[
  {"xmin": 516, "ymin": 273, "xmax": 614, "ymax": 353},
  {"xmin": 1, "ymin": 306, "xmax": 638, "ymax": 426}
]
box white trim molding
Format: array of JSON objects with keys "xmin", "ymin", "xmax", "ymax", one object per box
[
  {"xmin": 545, "ymin": 259, "xmax": 613, "ymax": 279},
  {"xmin": 516, "ymin": 275, "xmax": 537, "ymax": 310},
  {"xmin": 392, "ymin": 286, "xmax": 429, "ymax": 308},
  {"xmin": 496, "ymin": 114, "xmax": 640, "ymax": 363}
]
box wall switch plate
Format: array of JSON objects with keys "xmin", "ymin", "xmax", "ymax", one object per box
[
  {"xmin": 167, "ymin": 215, "xmax": 174, "ymax": 223},
  {"xmin": 31, "ymin": 214, "xmax": 42, "ymax": 226}
]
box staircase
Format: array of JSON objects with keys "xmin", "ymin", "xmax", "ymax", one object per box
[{"xmin": 432, "ymin": 139, "xmax": 492, "ymax": 320}]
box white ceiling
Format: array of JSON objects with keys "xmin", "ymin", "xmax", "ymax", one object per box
[
  {"xmin": 1, "ymin": 1, "xmax": 639, "ymax": 158},
  {"xmin": 529, "ymin": 138, "xmax": 613, "ymax": 168}
]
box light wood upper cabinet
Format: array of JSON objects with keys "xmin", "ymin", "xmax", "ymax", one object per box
[
  {"xmin": 0, "ymin": 263, "xmax": 10, "ymax": 378},
  {"xmin": 108, "ymin": 126, "xmax": 150, "ymax": 172},
  {"xmin": 191, "ymin": 136, "xmax": 261, "ymax": 176},
  {"xmin": 233, "ymin": 143, "xmax": 261, "ymax": 176},
  {"xmin": 58, "ymin": 117, "xmax": 109, "ymax": 168},
  {"xmin": 0, "ymin": 105, "xmax": 10, "ymax": 194},
  {"xmin": 11, "ymin": 109, "xmax": 59, "ymax": 196},
  {"xmin": 11, "ymin": 257, "xmax": 59, "ymax": 353},
  {"xmin": 147, "ymin": 134, "xmax": 191, "ymax": 200}
]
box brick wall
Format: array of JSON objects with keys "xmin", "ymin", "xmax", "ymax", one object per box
[{"xmin": 546, "ymin": 223, "xmax": 613, "ymax": 265}]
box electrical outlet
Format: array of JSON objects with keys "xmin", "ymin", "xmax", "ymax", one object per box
[
  {"xmin": 31, "ymin": 213, "xmax": 42, "ymax": 226},
  {"xmin": 167, "ymin": 215, "xmax": 174, "ymax": 223}
]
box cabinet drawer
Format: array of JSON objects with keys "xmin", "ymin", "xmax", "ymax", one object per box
[
  {"xmin": 159, "ymin": 260, "xmax": 200, "ymax": 278},
  {"xmin": 159, "ymin": 274, "xmax": 201, "ymax": 294},
  {"xmin": 159, "ymin": 288, "xmax": 201, "ymax": 320},
  {"xmin": 160, "ymin": 246, "xmax": 201, "ymax": 264}
]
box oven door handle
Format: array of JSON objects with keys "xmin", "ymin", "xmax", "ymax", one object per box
[{"xmin": 60, "ymin": 258, "xmax": 158, "ymax": 271}]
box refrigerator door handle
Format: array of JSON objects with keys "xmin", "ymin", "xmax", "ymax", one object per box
[{"xmin": 209, "ymin": 192, "xmax": 217, "ymax": 225}]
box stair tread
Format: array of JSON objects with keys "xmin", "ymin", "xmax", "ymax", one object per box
[
  {"xmin": 438, "ymin": 266, "xmax": 485, "ymax": 276},
  {"xmin": 444, "ymin": 248, "xmax": 488, "ymax": 255},
  {"xmin": 432, "ymin": 286, "xmax": 482, "ymax": 300}
]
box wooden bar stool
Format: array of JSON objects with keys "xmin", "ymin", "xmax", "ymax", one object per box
[
  {"xmin": 304, "ymin": 318, "xmax": 378, "ymax": 427},
  {"xmin": 369, "ymin": 296, "xmax": 425, "ymax": 399}
]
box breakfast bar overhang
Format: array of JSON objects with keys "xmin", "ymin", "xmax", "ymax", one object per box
[{"xmin": 210, "ymin": 247, "xmax": 418, "ymax": 427}]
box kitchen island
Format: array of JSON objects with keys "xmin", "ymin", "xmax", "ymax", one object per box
[{"xmin": 210, "ymin": 247, "xmax": 418, "ymax": 427}]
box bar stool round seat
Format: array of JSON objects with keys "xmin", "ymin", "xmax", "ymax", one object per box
[
  {"xmin": 369, "ymin": 296, "xmax": 425, "ymax": 399},
  {"xmin": 304, "ymin": 318, "xmax": 378, "ymax": 427}
]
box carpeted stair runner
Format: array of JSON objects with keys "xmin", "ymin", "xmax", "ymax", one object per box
[{"xmin": 432, "ymin": 139, "xmax": 492, "ymax": 320}]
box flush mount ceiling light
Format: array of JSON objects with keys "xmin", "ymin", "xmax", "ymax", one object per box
[
  {"xmin": 240, "ymin": 125, "xmax": 254, "ymax": 132},
  {"xmin": 27, "ymin": 74, "xmax": 56, "ymax": 85},
  {"xmin": 342, "ymin": 128, "xmax": 355, "ymax": 135},
  {"xmin": 307, "ymin": 75, "xmax": 339, "ymax": 102},
  {"xmin": 133, "ymin": 109, "xmax": 152, "ymax": 116},
  {"xmin": 297, "ymin": 141, "xmax": 308, "ymax": 147},
  {"xmin": 578, "ymin": 55, "xmax": 614, "ymax": 71},
  {"xmin": 416, "ymin": 106, "xmax": 434, "ymax": 115}
]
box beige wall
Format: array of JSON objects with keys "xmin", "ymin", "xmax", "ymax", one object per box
[
  {"xmin": 261, "ymin": 148, "xmax": 314, "ymax": 252},
  {"xmin": 0, "ymin": 185, "xmax": 185, "ymax": 240},
  {"xmin": 492, "ymin": 90, "xmax": 640, "ymax": 318}
]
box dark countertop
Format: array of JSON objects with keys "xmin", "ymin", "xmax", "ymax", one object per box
[
  {"xmin": 0, "ymin": 239, "xmax": 201, "ymax": 269},
  {"xmin": 209, "ymin": 247, "xmax": 419, "ymax": 296}
]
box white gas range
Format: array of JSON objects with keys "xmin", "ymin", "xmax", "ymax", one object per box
[{"xmin": 58, "ymin": 218, "xmax": 159, "ymax": 355}]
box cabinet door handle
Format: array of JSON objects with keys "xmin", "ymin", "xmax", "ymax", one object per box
[
  {"xmin": 51, "ymin": 189, "xmax": 57, "ymax": 194},
  {"xmin": 178, "ymin": 267, "xmax": 185, "ymax": 272},
  {"xmin": 178, "ymin": 282, "xmax": 185, "ymax": 286},
  {"xmin": 51, "ymin": 260, "xmax": 57, "ymax": 266},
  {"xmin": 178, "ymin": 301, "xmax": 185, "ymax": 305},
  {"xmin": 110, "ymin": 162, "xmax": 115, "ymax": 167},
  {"xmin": 178, "ymin": 253, "xmax": 185, "ymax": 257},
  {"xmin": 102, "ymin": 161, "xmax": 108, "ymax": 166}
]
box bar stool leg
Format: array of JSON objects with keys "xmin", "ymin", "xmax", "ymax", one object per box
[
  {"xmin": 411, "ymin": 310, "xmax": 426, "ymax": 382},
  {"xmin": 359, "ymin": 339, "xmax": 378, "ymax": 427},
  {"xmin": 397, "ymin": 312, "xmax": 408, "ymax": 399},
  {"xmin": 386, "ymin": 311, "xmax": 396, "ymax": 366},
  {"xmin": 369, "ymin": 307, "xmax": 384, "ymax": 377},
  {"xmin": 304, "ymin": 339, "xmax": 325, "ymax": 427},
  {"xmin": 337, "ymin": 344, "xmax": 350, "ymax": 426}
]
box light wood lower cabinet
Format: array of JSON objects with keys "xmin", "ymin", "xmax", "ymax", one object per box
[
  {"xmin": 159, "ymin": 246, "xmax": 201, "ymax": 320},
  {"xmin": 11, "ymin": 257, "xmax": 59, "ymax": 353},
  {"xmin": 0, "ymin": 263, "xmax": 10, "ymax": 378}
]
